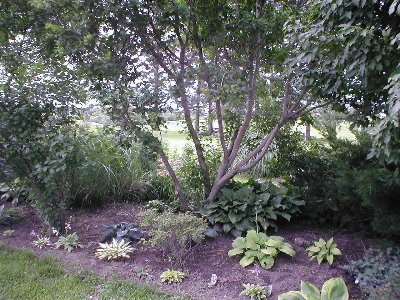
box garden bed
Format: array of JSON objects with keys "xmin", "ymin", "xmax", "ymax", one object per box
[{"xmin": 0, "ymin": 203, "xmax": 365, "ymax": 300}]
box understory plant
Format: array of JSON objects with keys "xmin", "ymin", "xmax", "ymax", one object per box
[
  {"xmin": 160, "ymin": 269, "xmax": 186, "ymax": 284},
  {"xmin": 99, "ymin": 222, "xmax": 147, "ymax": 243},
  {"xmin": 240, "ymin": 283, "xmax": 272, "ymax": 300},
  {"xmin": 306, "ymin": 238, "xmax": 342, "ymax": 265},
  {"xmin": 228, "ymin": 230, "xmax": 296, "ymax": 269},
  {"xmin": 201, "ymin": 179, "xmax": 304, "ymax": 237},
  {"xmin": 54, "ymin": 232, "xmax": 83, "ymax": 252},
  {"xmin": 278, "ymin": 278, "xmax": 349, "ymax": 300},
  {"xmin": 0, "ymin": 205, "xmax": 22, "ymax": 226},
  {"xmin": 2, "ymin": 229, "xmax": 15, "ymax": 237},
  {"xmin": 344, "ymin": 247, "xmax": 400, "ymax": 296},
  {"xmin": 140, "ymin": 209, "xmax": 208, "ymax": 265},
  {"xmin": 95, "ymin": 238, "xmax": 134, "ymax": 260},
  {"xmin": 32, "ymin": 235, "xmax": 52, "ymax": 249}
]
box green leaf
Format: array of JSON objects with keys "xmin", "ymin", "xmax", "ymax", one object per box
[
  {"xmin": 331, "ymin": 248, "xmax": 342, "ymax": 255},
  {"xmin": 239, "ymin": 255, "xmax": 255, "ymax": 267},
  {"xmin": 317, "ymin": 256, "xmax": 324, "ymax": 264},
  {"xmin": 259, "ymin": 255, "xmax": 274, "ymax": 269},
  {"xmin": 228, "ymin": 248, "xmax": 244, "ymax": 257},
  {"xmin": 223, "ymin": 223, "xmax": 233, "ymax": 233},
  {"xmin": 232, "ymin": 237, "xmax": 246, "ymax": 249},
  {"xmin": 321, "ymin": 278, "xmax": 349, "ymax": 300},
  {"xmin": 326, "ymin": 238, "xmax": 333, "ymax": 248},
  {"xmin": 327, "ymin": 254, "xmax": 334, "ymax": 265},
  {"xmin": 278, "ymin": 291, "xmax": 306, "ymax": 300},
  {"xmin": 228, "ymin": 212, "xmax": 242, "ymax": 224},
  {"xmin": 280, "ymin": 245, "xmax": 296, "ymax": 257},
  {"xmin": 261, "ymin": 247, "xmax": 278, "ymax": 256},
  {"xmin": 300, "ymin": 281, "xmax": 321, "ymax": 300},
  {"xmin": 307, "ymin": 246, "xmax": 321, "ymax": 253}
]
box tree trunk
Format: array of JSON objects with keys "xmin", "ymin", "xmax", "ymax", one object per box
[
  {"xmin": 207, "ymin": 100, "xmax": 213, "ymax": 135},
  {"xmin": 194, "ymin": 80, "xmax": 201, "ymax": 132},
  {"xmin": 305, "ymin": 125, "xmax": 311, "ymax": 141}
]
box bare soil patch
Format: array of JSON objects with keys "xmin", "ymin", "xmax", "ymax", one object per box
[{"xmin": 0, "ymin": 203, "xmax": 365, "ymax": 300}]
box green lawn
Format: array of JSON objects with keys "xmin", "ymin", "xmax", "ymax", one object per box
[{"xmin": 0, "ymin": 243, "xmax": 188, "ymax": 300}]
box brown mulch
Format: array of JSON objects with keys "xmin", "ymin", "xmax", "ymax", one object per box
[{"xmin": 0, "ymin": 203, "xmax": 365, "ymax": 300}]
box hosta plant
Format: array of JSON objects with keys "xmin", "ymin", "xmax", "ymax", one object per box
[
  {"xmin": 240, "ymin": 283, "xmax": 272, "ymax": 300},
  {"xmin": 100, "ymin": 221, "xmax": 148, "ymax": 243},
  {"xmin": 201, "ymin": 179, "xmax": 304, "ymax": 237},
  {"xmin": 306, "ymin": 238, "xmax": 341, "ymax": 265},
  {"xmin": 228, "ymin": 230, "xmax": 296, "ymax": 269},
  {"xmin": 95, "ymin": 238, "xmax": 134, "ymax": 260},
  {"xmin": 278, "ymin": 277, "xmax": 349, "ymax": 300},
  {"xmin": 33, "ymin": 235, "xmax": 52, "ymax": 249},
  {"xmin": 54, "ymin": 232, "xmax": 83, "ymax": 252},
  {"xmin": 160, "ymin": 269, "xmax": 186, "ymax": 284}
]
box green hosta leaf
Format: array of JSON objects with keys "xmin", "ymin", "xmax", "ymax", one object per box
[
  {"xmin": 232, "ymin": 237, "xmax": 246, "ymax": 249},
  {"xmin": 331, "ymin": 248, "xmax": 342, "ymax": 255},
  {"xmin": 278, "ymin": 291, "xmax": 306, "ymax": 300},
  {"xmin": 317, "ymin": 256, "xmax": 324, "ymax": 264},
  {"xmin": 300, "ymin": 281, "xmax": 320, "ymax": 300},
  {"xmin": 327, "ymin": 254, "xmax": 334, "ymax": 265},
  {"xmin": 228, "ymin": 248, "xmax": 244, "ymax": 257},
  {"xmin": 239, "ymin": 255, "xmax": 255, "ymax": 267},
  {"xmin": 320, "ymin": 278, "xmax": 349, "ymax": 300},
  {"xmin": 315, "ymin": 239, "xmax": 326, "ymax": 247},
  {"xmin": 259, "ymin": 255, "xmax": 275, "ymax": 269},
  {"xmin": 307, "ymin": 246, "xmax": 321, "ymax": 253},
  {"xmin": 246, "ymin": 230, "xmax": 260, "ymax": 243},
  {"xmin": 228, "ymin": 212, "xmax": 242, "ymax": 224},
  {"xmin": 277, "ymin": 211, "xmax": 291, "ymax": 221},
  {"xmin": 257, "ymin": 232, "xmax": 269, "ymax": 243},
  {"xmin": 245, "ymin": 250, "xmax": 262, "ymax": 259},
  {"xmin": 261, "ymin": 247, "xmax": 278, "ymax": 257},
  {"xmin": 300, "ymin": 281, "xmax": 321, "ymax": 300},
  {"xmin": 223, "ymin": 223, "xmax": 233, "ymax": 233},
  {"xmin": 326, "ymin": 237, "xmax": 333, "ymax": 248},
  {"xmin": 280, "ymin": 244, "xmax": 296, "ymax": 257}
]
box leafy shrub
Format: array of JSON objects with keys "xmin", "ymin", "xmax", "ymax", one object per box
[
  {"xmin": 99, "ymin": 222, "xmax": 147, "ymax": 243},
  {"xmin": 54, "ymin": 232, "xmax": 83, "ymax": 252},
  {"xmin": 306, "ymin": 238, "xmax": 342, "ymax": 265},
  {"xmin": 32, "ymin": 236, "xmax": 52, "ymax": 249},
  {"xmin": 0, "ymin": 179, "xmax": 29, "ymax": 205},
  {"xmin": 278, "ymin": 278, "xmax": 349, "ymax": 300},
  {"xmin": 2, "ymin": 229, "xmax": 15, "ymax": 237},
  {"xmin": 178, "ymin": 142, "xmax": 222, "ymax": 205},
  {"xmin": 228, "ymin": 230, "xmax": 296, "ymax": 269},
  {"xmin": 201, "ymin": 179, "xmax": 304, "ymax": 237},
  {"xmin": 139, "ymin": 209, "xmax": 208, "ymax": 265},
  {"xmin": 95, "ymin": 239, "xmax": 134, "ymax": 260},
  {"xmin": 160, "ymin": 269, "xmax": 186, "ymax": 284},
  {"xmin": 240, "ymin": 283, "xmax": 272, "ymax": 300},
  {"xmin": 344, "ymin": 247, "xmax": 400, "ymax": 295}
]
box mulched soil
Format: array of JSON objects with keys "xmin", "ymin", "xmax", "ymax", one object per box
[{"xmin": 0, "ymin": 203, "xmax": 365, "ymax": 300}]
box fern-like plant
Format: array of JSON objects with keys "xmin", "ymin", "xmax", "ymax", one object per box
[
  {"xmin": 54, "ymin": 232, "xmax": 83, "ymax": 252},
  {"xmin": 160, "ymin": 269, "xmax": 186, "ymax": 284},
  {"xmin": 306, "ymin": 237, "xmax": 341, "ymax": 265},
  {"xmin": 95, "ymin": 238, "xmax": 134, "ymax": 260}
]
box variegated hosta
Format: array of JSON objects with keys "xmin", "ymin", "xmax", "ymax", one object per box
[
  {"xmin": 306, "ymin": 237, "xmax": 342, "ymax": 265},
  {"xmin": 160, "ymin": 269, "xmax": 186, "ymax": 284},
  {"xmin": 95, "ymin": 238, "xmax": 134, "ymax": 260},
  {"xmin": 228, "ymin": 230, "xmax": 296, "ymax": 269},
  {"xmin": 278, "ymin": 277, "xmax": 349, "ymax": 300}
]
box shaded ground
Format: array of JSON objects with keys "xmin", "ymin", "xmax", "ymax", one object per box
[{"xmin": 0, "ymin": 203, "xmax": 365, "ymax": 300}]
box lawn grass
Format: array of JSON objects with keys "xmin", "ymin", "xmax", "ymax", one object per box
[{"xmin": 0, "ymin": 243, "xmax": 188, "ymax": 300}]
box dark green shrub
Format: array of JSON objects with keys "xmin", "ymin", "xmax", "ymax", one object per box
[
  {"xmin": 178, "ymin": 142, "xmax": 222, "ymax": 205},
  {"xmin": 200, "ymin": 179, "xmax": 304, "ymax": 237}
]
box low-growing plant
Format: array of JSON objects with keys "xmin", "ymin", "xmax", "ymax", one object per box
[
  {"xmin": 135, "ymin": 267, "xmax": 151, "ymax": 279},
  {"xmin": 306, "ymin": 237, "xmax": 342, "ymax": 265},
  {"xmin": 366, "ymin": 275, "xmax": 400, "ymax": 300},
  {"xmin": 0, "ymin": 205, "xmax": 22, "ymax": 226},
  {"xmin": 240, "ymin": 283, "xmax": 272, "ymax": 300},
  {"xmin": 95, "ymin": 238, "xmax": 134, "ymax": 260},
  {"xmin": 278, "ymin": 278, "xmax": 349, "ymax": 300},
  {"xmin": 32, "ymin": 235, "xmax": 52, "ymax": 249},
  {"xmin": 344, "ymin": 247, "xmax": 400, "ymax": 295},
  {"xmin": 2, "ymin": 229, "xmax": 15, "ymax": 237},
  {"xmin": 160, "ymin": 269, "xmax": 186, "ymax": 284},
  {"xmin": 99, "ymin": 222, "xmax": 147, "ymax": 243},
  {"xmin": 201, "ymin": 179, "xmax": 304, "ymax": 237},
  {"xmin": 228, "ymin": 230, "xmax": 296, "ymax": 269},
  {"xmin": 140, "ymin": 209, "xmax": 208, "ymax": 265},
  {"xmin": 54, "ymin": 232, "xmax": 83, "ymax": 252}
]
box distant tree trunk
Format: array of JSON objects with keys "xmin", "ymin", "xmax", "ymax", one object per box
[
  {"xmin": 207, "ymin": 100, "xmax": 213, "ymax": 135},
  {"xmin": 305, "ymin": 97, "xmax": 311, "ymax": 140}
]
